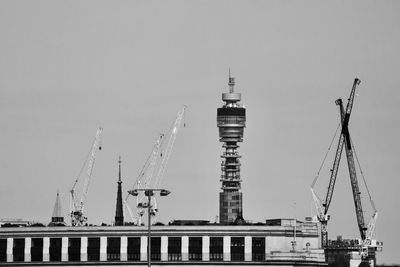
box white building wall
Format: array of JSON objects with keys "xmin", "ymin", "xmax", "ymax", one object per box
[
  {"xmin": 80, "ymin": 237, "xmax": 87, "ymax": 262},
  {"xmin": 202, "ymin": 236, "xmax": 209, "ymax": 261},
  {"xmin": 223, "ymin": 236, "xmax": 230, "ymax": 261},
  {"xmin": 24, "ymin": 237, "xmax": 31, "ymax": 262},
  {"xmin": 42, "ymin": 237, "xmax": 49, "ymax": 262},
  {"xmin": 120, "ymin": 236, "xmax": 127, "ymax": 261}
]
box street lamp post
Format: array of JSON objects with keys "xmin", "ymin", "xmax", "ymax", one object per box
[{"xmin": 128, "ymin": 188, "xmax": 170, "ymax": 267}]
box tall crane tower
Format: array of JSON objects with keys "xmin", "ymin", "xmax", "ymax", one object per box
[
  {"xmin": 311, "ymin": 79, "xmax": 361, "ymax": 247},
  {"xmin": 70, "ymin": 127, "xmax": 103, "ymax": 226},
  {"xmin": 311, "ymin": 79, "xmax": 380, "ymax": 259}
]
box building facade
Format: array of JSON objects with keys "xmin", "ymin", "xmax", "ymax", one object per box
[{"xmin": 0, "ymin": 219, "xmax": 326, "ymax": 266}]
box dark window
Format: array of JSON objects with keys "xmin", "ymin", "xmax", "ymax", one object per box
[
  {"xmin": 127, "ymin": 237, "xmax": 140, "ymax": 261},
  {"xmin": 68, "ymin": 238, "xmax": 81, "ymax": 262},
  {"xmin": 50, "ymin": 238, "xmax": 61, "ymax": 261},
  {"xmin": 13, "ymin": 238, "xmax": 25, "ymax": 262},
  {"xmin": 189, "ymin": 237, "xmax": 202, "ymax": 261},
  {"xmin": 87, "ymin": 238, "xmax": 100, "ymax": 261},
  {"xmin": 107, "ymin": 237, "xmax": 120, "ymax": 261},
  {"xmin": 0, "ymin": 239, "xmax": 7, "ymax": 262},
  {"xmin": 168, "ymin": 237, "xmax": 181, "ymax": 261},
  {"xmin": 252, "ymin": 237, "xmax": 265, "ymax": 261},
  {"xmin": 231, "ymin": 237, "xmax": 244, "ymax": 261},
  {"xmin": 150, "ymin": 237, "xmax": 161, "ymax": 261},
  {"xmin": 31, "ymin": 238, "xmax": 43, "ymax": 262},
  {"xmin": 209, "ymin": 237, "xmax": 223, "ymax": 261}
]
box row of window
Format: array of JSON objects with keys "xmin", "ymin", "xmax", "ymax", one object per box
[{"xmin": 0, "ymin": 237, "xmax": 266, "ymax": 262}]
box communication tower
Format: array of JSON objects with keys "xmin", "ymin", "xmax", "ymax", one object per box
[{"xmin": 217, "ymin": 74, "xmax": 246, "ymax": 224}]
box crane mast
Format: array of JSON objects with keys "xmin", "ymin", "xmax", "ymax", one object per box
[
  {"xmin": 336, "ymin": 97, "xmax": 367, "ymax": 240},
  {"xmin": 70, "ymin": 127, "xmax": 103, "ymax": 226}
]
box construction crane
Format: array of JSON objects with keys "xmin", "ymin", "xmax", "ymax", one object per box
[
  {"xmin": 124, "ymin": 133, "xmax": 164, "ymax": 225},
  {"xmin": 311, "ymin": 78, "xmax": 380, "ymax": 259},
  {"xmin": 126, "ymin": 106, "xmax": 186, "ymax": 225},
  {"xmin": 311, "ymin": 78, "xmax": 360, "ymax": 247},
  {"xmin": 336, "ymin": 96, "xmax": 379, "ymax": 257},
  {"xmin": 70, "ymin": 127, "xmax": 103, "ymax": 226}
]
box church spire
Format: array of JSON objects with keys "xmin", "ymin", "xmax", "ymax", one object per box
[
  {"xmin": 115, "ymin": 156, "xmax": 124, "ymax": 226},
  {"xmin": 49, "ymin": 191, "xmax": 66, "ymax": 226}
]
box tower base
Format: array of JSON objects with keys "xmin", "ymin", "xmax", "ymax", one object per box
[{"xmin": 219, "ymin": 191, "xmax": 243, "ymax": 224}]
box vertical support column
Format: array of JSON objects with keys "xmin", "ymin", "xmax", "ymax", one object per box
[
  {"xmin": 181, "ymin": 236, "xmax": 188, "ymax": 261},
  {"xmin": 265, "ymin": 237, "xmax": 270, "ymax": 256},
  {"xmin": 100, "ymin": 237, "xmax": 107, "ymax": 261},
  {"xmin": 140, "ymin": 236, "xmax": 147, "ymax": 261},
  {"xmin": 80, "ymin": 237, "xmax": 87, "ymax": 262},
  {"xmin": 24, "ymin": 237, "xmax": 31, "ymax": 262},
  {"xmin": 42, "ymin": 237, "xmax": 49, "ymax": 262},
  {"xmin": 120, "ymin": 236, "xmax": 127, "ymax": 261},
  {"xmin": 244, "ymin": 236, "xmax": 252, "ymax": 261},
  {"xmin": 6, "ymin": 238, "xmax": 13, "ymax": 262},
  {"xmin": 223, "ymin": 236, "xmax": 230, "ymax": 261},
  {"xmin": 202, "ymin": 236, "xmax": 209, "ymax": 261},
  {"xmin": 61, "ymin": 237, "xmax": 68, "ymax": 262},
  {"xmin": 161, "ymin": 236, "xmax": 168, "ymax": 261}
]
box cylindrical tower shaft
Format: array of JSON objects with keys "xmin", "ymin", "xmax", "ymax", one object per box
[{"xmin": 216, "ymin": 75, "xmax": 246, "ymax": 224}]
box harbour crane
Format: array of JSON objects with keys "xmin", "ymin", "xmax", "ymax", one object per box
[
  {"xmin": 311, "ymin": 78, "xmax": 378, "ymax": 257},
  {"xmin": 70, "ymin": 127, "xmax": 103, "ymax": 226}
]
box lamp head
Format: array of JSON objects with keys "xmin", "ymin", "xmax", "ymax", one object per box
[
  {"xmin": 128, "ymin": 189, "xmax": 138, "ymax": 196},
  {"xmin": 160, "ymin": 189, "xmax": 171, "ymax": 196}
]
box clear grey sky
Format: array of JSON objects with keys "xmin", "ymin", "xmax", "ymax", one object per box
[{"xmin": 0, "ymin": 0, "xmax": 399, "ymax": 264}]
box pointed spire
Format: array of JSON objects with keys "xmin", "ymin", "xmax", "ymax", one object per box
[
  {"xmin": 118, "ymin": 156, "xmax": 122, "ymax": 183},
  {"xmin": 115, "ymin": 156, "xmax": 124, "ymax": 226},
  {"xmin": 49, "ymin": 190, "xmax": 65, "ymax": 225},
  {"xmin": 52, "ymin": 191, "xmax": 62, "ymax": 218}
]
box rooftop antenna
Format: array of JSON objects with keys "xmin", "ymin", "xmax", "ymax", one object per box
[{"xmin": 228, "ymin": 68, "xmax": 235, "ymax": 93}]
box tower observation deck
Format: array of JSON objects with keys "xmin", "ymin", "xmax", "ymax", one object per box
[{"xmin": 217, "ymin": 75, "xmax": 246, "ymax": 224}]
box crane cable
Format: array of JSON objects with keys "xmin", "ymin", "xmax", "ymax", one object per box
[{"xmin": 311, "ymin": 122, "xmax": 341, "ymax": 189}]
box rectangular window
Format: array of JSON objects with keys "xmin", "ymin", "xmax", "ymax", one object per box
[
  {"xmin": 189, "ymin": 237, "xmax": 202, "ymax": 261},
  {"xmin": 49, "ymin": 238, "xmax": 61, "ymax": 262},
  {"xmin": 209, "ymin": 237, "xmax": 223, "ymax": 261},
  {"xmin": 107, "ymin": 237, "xmax": 120, "ymax": 261},
  {"xmin": 31, "ymin": 238, "xmax": 43, "ymax": 262},
  {"xmin": 87, "ymin": 238, "xmax": 100, "ymax": 261},
  {"xmin": 68, "ymin": 238, "xmax": 81, "ymax": 262},
  {"xmin": 252, "ymin": 237, "xmax": 265, "ymax": 261},
  {"xmin": 0, "ymin": 239, "xmax": 7, "ymax": 262},
  {"xmin": 168, "ymin": 237, "xmax": 181, "ymax": 261},
  {"xmin": 150, "ymin": 237, "xmax": 161, "ymax": 261},
  {"xmin": 13, "ymin": 238, "xmax": 25, "ymax": 262},
  {"xmin": 127, "ymin": 237, "xmax": 140, "ymax": 261},
  {"xmin": 231, "ymin": 237, "xmax": 244, "ymax": 261}
]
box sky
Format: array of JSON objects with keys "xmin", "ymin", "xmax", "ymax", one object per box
[{"xmin": 0, "ymin": 0, "xmax": 399, "ymax": 264}]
